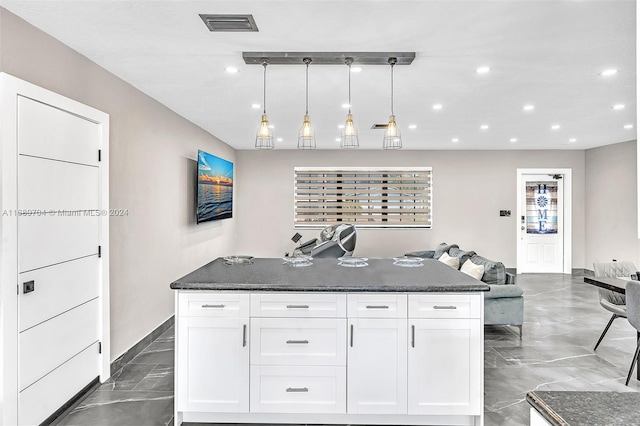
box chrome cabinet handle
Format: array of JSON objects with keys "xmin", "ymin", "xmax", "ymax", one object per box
[
  {"xmin": 286, "ymin": 304, "xmax": 309, "ymax": 309},
  {"xmin": 286, "ymin": 340, "xmax": 309, "ymax": 344},
  {"xmin": 286, "ymin": 387, "xmax": 309, "ymax": 393},
  {"xmin": 366, "ymin": 305, "xmax": 389, "ymax": 309},
  {"xmin": 242, "ymin": 324, "xmax": 247, "ymax": 347},
  {"xmin": 433, "ymin": 305, "xmax": 457, "ymax": 310},
  {"xmin": 350, "ymin": 324, "xmax": 354, "ymax": 347},
  {"xmin": 202, "ymin": 304, "xmax": 225, "ymax": 308},
  {"xmin": 411, "ymin": 325, "xmax": 415, "ymax": 348}
]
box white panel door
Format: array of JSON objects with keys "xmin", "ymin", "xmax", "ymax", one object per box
[
  {"xmin": 17, "ymin": 96, "xmax": 100, "ymax": 166},
  {"xmin": 408, "ymin": 319, "xmax": 482, "ymax": 416},
  {"xmin": 17, "ymin": 155, "xmax": 99, "ymax": 272},
  {"xmin": 177, "ymin": 317, "xmax": 249, "ymax": 413},
  {"xmin": 519, "ymin": 174, "xmax": 564, "ymax": 273},
  {"xmin": 347, "ymin": 318, "xmax": 407, "ymax": 414},
  {"xmin": 16, "ymin": 95, "xmax": 103, "ymax": 425}
]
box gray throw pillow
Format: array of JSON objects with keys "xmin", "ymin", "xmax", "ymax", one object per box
[
  {"xmin": 449, "ymin": 247, "xmax": 476, "ymax": 269},
  {"xmin": 434, "ymin": 242, "xmax": 459, "ymax": 259}
]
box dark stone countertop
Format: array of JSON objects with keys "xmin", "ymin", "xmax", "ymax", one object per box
[
  {"xmin": 527, "ymin": 391, "xmax": 640, "ymax": 426},
  {"xmin": 171, "ymin": 257, "xmax": 490, "ymax": 293}
]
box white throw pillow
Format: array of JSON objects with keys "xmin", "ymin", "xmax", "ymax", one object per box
[
  {"xmin": 438, "ymin": 252, "xmax": 460, "ymax": 269},
  {"xmin": 461, "ymin": 259, "xmax": 484, "ymax": 280}
]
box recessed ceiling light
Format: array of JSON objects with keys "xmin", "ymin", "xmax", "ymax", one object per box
[
  {"xmin": 408, "ymin": 124, "xmax": 417, "ymax": 129},
  {"xmin": 569, "ymin": 138, "xmax": 577, "ymax": 142},
  {"xmin": 476, "ymin": 66, "xmax": 491, "ymax": 74},
  {"xmin": 338, "ymin": 124, "xmax": 345, "ymax": 129},
  {"xmin": 551, "ymin": 124, "xmax": 560, "ymax": 130},
  {"xmin": 510, "ymin": 138, "xmax": 518, "ymax": 143},
  {"xmin": 335, "ymin": 138, "xmax": 341, "ymax": 142},
  {"xmin": 225, "ymin": 66, "xmax": 239, "ymax": 74},
  {"xmin": 276, "ymin": 137, "xmax": 283, "ymax": 142},
  {"xmin": 600, "ymin": 69, "xmax": 618, "ymax": 77},
  {"xmin": 612, "ymin": 104, "xmax": 625, "ymax": 110},
  {"xmin": 351, "ymin": 67, "xmax": 362, "ymax": 73},
  {"xmin": 251, "ymin": 103, "xmax": 261, "ymax": 109},
  {"xmin": 268, "ymin": 125, "xmax": 274, "ymax": 129},
  {"xmin": 452, "ymin": 138, "xmax": 459, "ymax": 143},
  {"xmin": 523, "ymin": 105, "xmax": 535, "ymax": 111},
  {"xmin": 480, "ymin": 124, "xmax": 489, "ymax": 130},
  {"xmin": 432, "ymin": 104, "xmax": 443, "ymax": 110},
  {"xmin": 624, "ymin": 124, "xmax": 634, "ymax": 129},
  {"xmin": 342, "ymin": 103, "xmax": 351, "ymax": 109}
]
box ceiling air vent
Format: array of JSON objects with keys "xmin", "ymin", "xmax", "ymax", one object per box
[
  {"xmin": 199, "ymin": 14, "xmax": 259, "ymax": 32},
  {"xmin": 371, "ymin": 124, "xmax": 389, "ymax": 129}
]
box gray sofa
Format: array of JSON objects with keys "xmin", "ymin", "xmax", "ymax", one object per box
[{"xmin": 406, "ymin": 243, "xmax": 524, "ymax": 337}]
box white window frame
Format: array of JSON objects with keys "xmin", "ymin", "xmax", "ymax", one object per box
[{"xmin": 294, "ymin": 167, "xmax": 432, "ymax": 229}]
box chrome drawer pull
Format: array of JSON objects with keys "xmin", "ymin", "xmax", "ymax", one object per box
[
  {"xmin": 242, "ymin": 324, "xmax": 247, "ymax": 347},
  {"xmin": 411, "ymin": 325, "xmax": 415, "ymax": 348},
  {"xmin": 202, "ymin": 304, "xmax": 225, "ymax": 308},
  {"xmin": 286, "ymin": 340, "xmax": 309, "ymax": 344},
  {"xmin": 433, "ymin": 305, "xmax": 457, "ymax": 310},
  {"xmin": 366, "ymin": 305, "xmax": 389, "ymax": 309},
  {"xmin": 286, "ymin": 387, "xmax": 309, "ymax": 393},
  {"xmin": 286, "ymin": 304, "xmax": 309, "ymax": 309}
]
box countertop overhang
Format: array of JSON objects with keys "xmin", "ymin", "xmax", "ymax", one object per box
[
  {"xmin": 527, "ymin": 390, "xmax": 640, "ymax": 426},
  {"xmin": 171, "ymin": 257, "xmax": 490, "ymax": 292}
]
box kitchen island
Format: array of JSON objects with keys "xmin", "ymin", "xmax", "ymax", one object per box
[{"xmin": 171, "ymin": 257, "xmax": 489, "ymax": 426}]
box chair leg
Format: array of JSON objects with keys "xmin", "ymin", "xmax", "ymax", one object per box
[
  {"xmin": 594, "ymin": 314, "xmax": 619, "ymax": 351},
  {"xmin": 625, "ymin": 337, "xmax": 640, "ymax": 386}
]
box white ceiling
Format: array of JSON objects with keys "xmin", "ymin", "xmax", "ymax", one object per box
[{"xmin": 1, "ymin": 0, "xmax": 636, "ymax": 150}]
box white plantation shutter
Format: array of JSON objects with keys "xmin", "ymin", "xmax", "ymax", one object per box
[{"xmin": 294, "ymin": 167, "xmax": 432, "ymax": 228}]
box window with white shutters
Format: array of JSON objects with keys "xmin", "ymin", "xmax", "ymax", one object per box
[{"xmin": 294, "ymin": 167, "xmax": 432, "ymax": 228}]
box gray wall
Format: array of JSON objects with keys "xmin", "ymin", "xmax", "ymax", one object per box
[
  {"xmin": 235, "ymin": 149, "xmax": 587, "ymax": 269},
  {"xmin": 585, "ymin": 140, "xmax": 639, "ymax": 268},
  {"xmin": 0, "ymin": 8, "xmax": 237, "ymax": 360}
]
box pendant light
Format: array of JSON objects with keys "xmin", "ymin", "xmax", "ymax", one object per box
[
  {"xmin": 383, "ymin": 57, "xmax": 402, "ymax": 150},
  {"xmin": 255, "ymin": 58, "xmax": 274, "ymax": 149},
  {"xmin": 340, "ymin": 57, "xmax": 359, "ymax": 149},
  {"xmin": 298, "ymin": 58, "xmax": 316, "ymax": 149}
]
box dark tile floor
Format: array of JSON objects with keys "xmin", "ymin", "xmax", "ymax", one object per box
[{"xmin": 53, "ymin": 274, "xmax": 639, "ymax": 426}]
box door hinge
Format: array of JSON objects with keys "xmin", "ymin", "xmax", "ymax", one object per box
[
  {"xmin": 98, "ymin": 246, "xmax": 102, "ymax": 258},
  {"xmin": 17, "ymin": 284, "xmax": 19, "ymax": 295},
  {"xmin": 98, "ymin": 149, "xmax": 102, "ymax": 162},
  {"xmin": 98, "ymin": 342, "xmax": 102, "ymax": 354}
]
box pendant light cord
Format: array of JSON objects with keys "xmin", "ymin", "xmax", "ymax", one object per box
[
  {"xmin": 262, "ymin": 61, "xmax": 268, "ymax": 114},
  {"xmin": 348, "ymin": 61, "xmax": 352, "ymax": 114},
  {"xmin": 305, "ymin": 61, "xmax": 310, "ymax": 115},
  {"xmin": 390, "ymin": 61, "xmax": 395, "ymax": 116}
]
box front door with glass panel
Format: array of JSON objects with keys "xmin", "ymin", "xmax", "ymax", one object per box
[{"xmin": 520, "ymin": 174, "xmax": 564, "ymax": 273}]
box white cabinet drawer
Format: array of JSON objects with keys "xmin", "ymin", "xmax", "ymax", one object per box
[
  {"xmin": 250, "ymin": 365, "xmax": 346, "ymax": 413},
  {"xmin": 179, "ymin": 293, "xmax": 249, "ymax": 318},
  {"xmin": 251, "ymin": 318, "xmax": 346, "ymax": 366},
  {"xmin": 347, "ymin": 294, "xmax": 407, "ymax": 318},
  {"xmin": 408, "ymin": 294, "xmax": 481, "ymax": 319},
  {"xmin": 251, "ymin": 293, "xmax": 346, "ymax": 318}
]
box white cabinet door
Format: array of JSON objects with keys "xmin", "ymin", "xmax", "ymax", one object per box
[
  {"xmin": 408, "ymin": 318, "xmax": 482, "ymax": 416},
  {"xmin": 177, "ymin": 317, "xmax": 249, "ymax": 413},
  {"xmin": 347, "ymin": 318, "xmax": 407, "ymax": 414}
]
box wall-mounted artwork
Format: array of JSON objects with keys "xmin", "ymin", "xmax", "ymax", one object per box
[
  {"xmin": 197, "ymin": 150, "xmax": 233, "ymax": 223},
  {"xmin": 525, "ymin": 181, "xmax": 557, "ymax": 234}
]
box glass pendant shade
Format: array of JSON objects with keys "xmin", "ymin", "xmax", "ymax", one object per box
[
  {"xmin": 255, "ymin": 113, "xmax": 274, "ymax": 149},
  {"xmin": 255, "ymin": 59, "xmax": 274, "ymax": 149},
  {"xmin": 341, "ymin": 57, "xmax": 359, "ymax": 149},
  {"xmin": 298, "ymin": 114, "xmax": 316, "ymax": 149},
  {"xmin": 383, "ymin": 115, "xmax": 402, "ymax": 149},
  {"xmin": 298, "ymin": 58, "xmax": 316, "ymax": 149},
  {"xmin": 383, "ymin": 57, "xmax": 402, "ymax": 149},
  {"xmin": 341, "ymin": 113, "xmax": 359, "ymax": 148}
]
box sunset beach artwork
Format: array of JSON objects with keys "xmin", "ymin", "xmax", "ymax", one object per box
[{"xmin": 197, "ymin": 150, "xmax": 233, "ymax": 223}]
